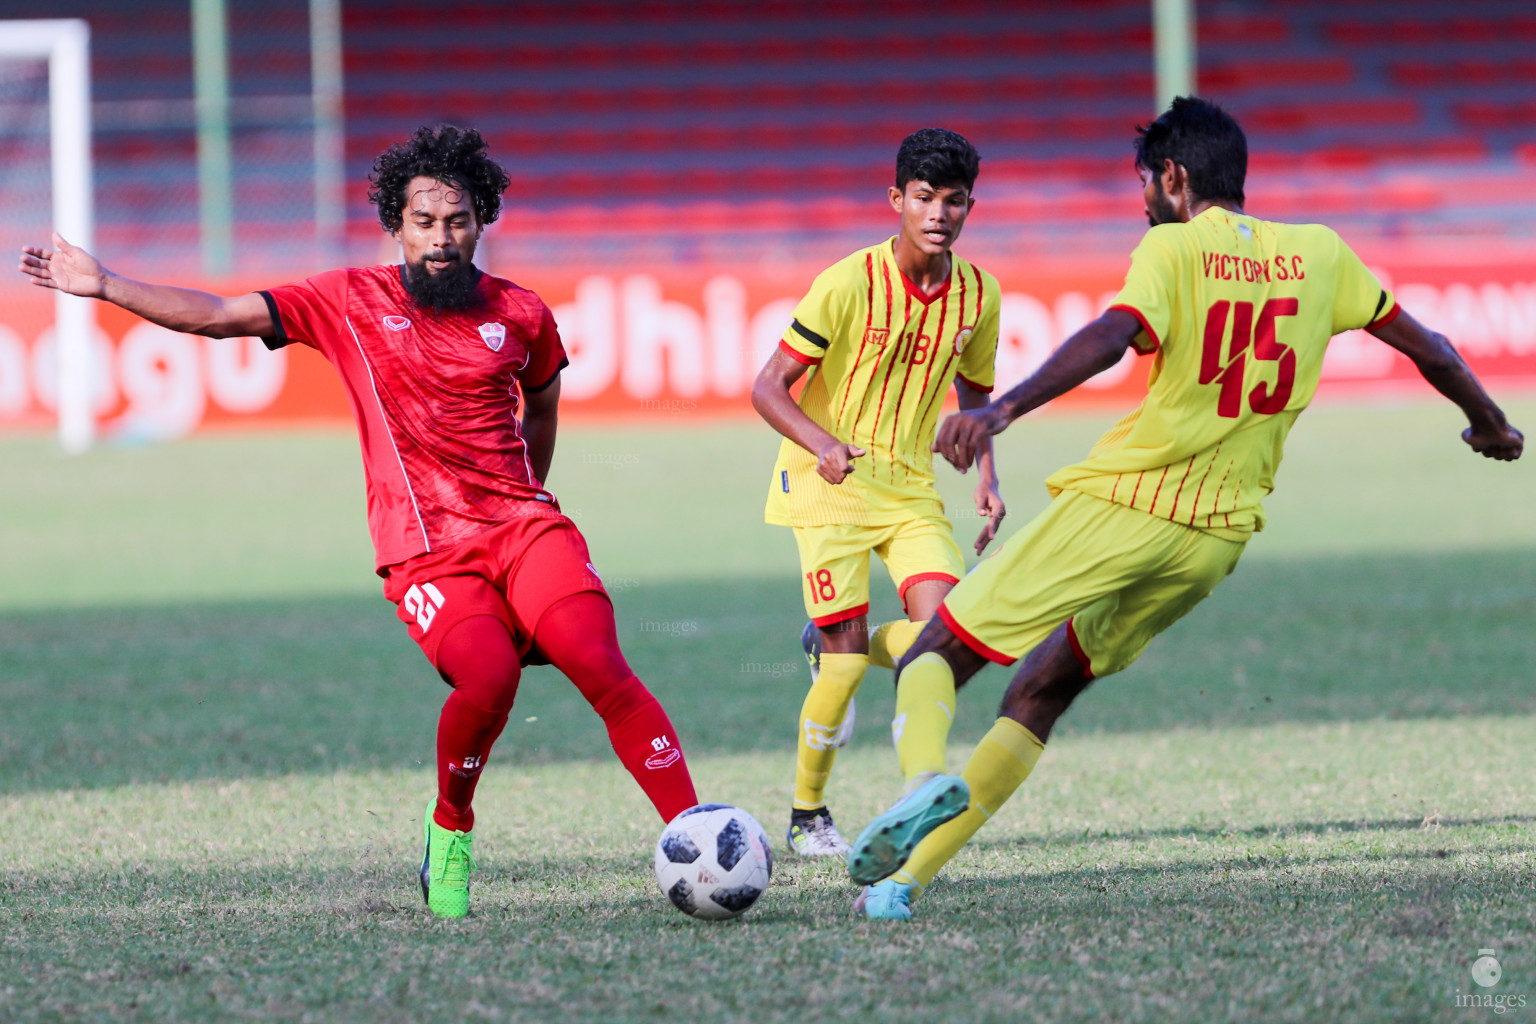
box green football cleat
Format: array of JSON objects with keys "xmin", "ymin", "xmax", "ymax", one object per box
[
  {"xmin": 420, "ymin": 799, "xmax": 477, "ymax": 919},
  {"xmin": 846, "ymin": 773, "xmax": 969, "ymax": 885},
  {"xmin": 854, "ymin": 878, "xmax": 914, "ymax": 920}
]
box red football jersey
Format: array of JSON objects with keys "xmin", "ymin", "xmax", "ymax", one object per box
[{"xmin": 260, "ymin": 264, "xmax": 569, "ymax": 570}]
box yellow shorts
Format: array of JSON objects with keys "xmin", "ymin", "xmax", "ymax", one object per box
[
  {"xmin": 939, "ymin": 490, "xmax": 1245, "ymax": 677},
  {"xmin": 793, "ymin": 515, "xmax": 965, "ymax": 626}
]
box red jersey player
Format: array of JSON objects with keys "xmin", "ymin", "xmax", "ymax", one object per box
[{"xmin": 18, "ymin": 124, "xmax": 700, "ymax": 918}]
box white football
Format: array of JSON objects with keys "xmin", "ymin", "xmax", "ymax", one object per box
[{"xmin": 654, "ymin": 803, "xmax": 773, "ymax": 921}]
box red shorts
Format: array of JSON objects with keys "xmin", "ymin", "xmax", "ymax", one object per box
[{"xmin": 381, "ymin": 511, "xmax": 609, "ymax": 671}]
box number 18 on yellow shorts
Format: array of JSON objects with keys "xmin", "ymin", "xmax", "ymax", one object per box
[
  {"xmin": 939, "ymin": 491, "xmax": 1246, "ymax": 677},
  {"xmin": 793, "ymin": 515, "xmax": 965, "ymax": 627}
]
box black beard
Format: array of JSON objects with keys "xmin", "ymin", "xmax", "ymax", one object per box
[
  {"xmin": 1146, "ymin": 181, "xmax": 1180, "ymax": 227},
  {"xmin": 401, "ymin": 259, "xmax": 482, "ymax": 312}
]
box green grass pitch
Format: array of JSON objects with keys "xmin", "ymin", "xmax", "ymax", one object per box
[{"xmin": 2, "ymin": 397, "xmax": 1534, "ymax": 1023}]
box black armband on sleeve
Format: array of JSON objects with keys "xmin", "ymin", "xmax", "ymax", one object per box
[
  {"xmin": 1370, "ymin": 289, "xmax": 1388, "ymax": 324},
  {"xmin": 791, "ymin": 319, "xmax": 830, "ymax": 350},
  {"xmin": 258, "ymin": 291, "xmax": 288, "ymax": 350},
  {"xmin": 525, "ymin": 356, "xmax": 570, "ymax": 393}
]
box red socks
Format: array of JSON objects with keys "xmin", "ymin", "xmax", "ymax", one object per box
[
  {"xmin": 428, "ymin": 594, "xmax": 699, "ymax": 832},
  {"xmin": 586, "ymin": 673, "xmax": 698, "ymax": 822},
  {"xmin": 535, "ymin": 592, "xmax": 699, "ymax": 821},
  {"xmin": 431, "ymin": 615, "xmax": 520, "ymax": 832}
]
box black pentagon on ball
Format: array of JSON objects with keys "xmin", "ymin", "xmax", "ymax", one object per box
[
  {"xmin": 666, "ymin": 878, "xmax": 696, "ymax": 914},
  {"xmin": 661, "ymin": 832, "xmax": 702, "ymax": 864},
  {"xmin": 678, "ymin": 803, "xmax": 732, "ymax": 818},
  {"xmin": 710, "ymin": 884, "xmax": 762, "ymax": 913},
  {"xmin": 716, "ymin": 818, "xmax": 748, "ymax": 871}
]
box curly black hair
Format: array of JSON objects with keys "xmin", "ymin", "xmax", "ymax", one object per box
[
  {"xmin": 367, "ymin": 124, "xmax": 511, "ymax": 233},
  {"xmin": 895, "ymin": 128, "xmax": 980, "ymax": 193}
]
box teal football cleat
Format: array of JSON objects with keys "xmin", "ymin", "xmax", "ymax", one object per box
[
  {"xmin": 846, "ymin": 773, "xmax": 969, "ymax": 885},
  {"xmin": 854, "ymin": 878, "xmax": 913, "ymax": 920}
]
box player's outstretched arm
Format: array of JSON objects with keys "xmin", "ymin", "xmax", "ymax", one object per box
[
  {"xmin": 934, "ymin": 310, "xmax": 1138, "ymax": 471},
  {"xmin": 18, "ymin": 232, "xmax": 274, "ymax": 339},
  {"xmin": 1370, "ymin": 310, "xmax": 1523, "ymax": 461},
  {"xmin": 751, "ymin": 348, "xmax": 866, "ymax": 484}
]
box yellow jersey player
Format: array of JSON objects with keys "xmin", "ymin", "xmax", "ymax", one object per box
[
  {"xmin": 845, "ymin": 97, "xmax": 1524, "ymax": 918},
  {"xmin": 751, "ymin": 128, "xmax": 1004, "ymax": 857}
]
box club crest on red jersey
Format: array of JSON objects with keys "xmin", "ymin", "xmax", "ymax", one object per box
[
  {"xmin": 478, "ymin": 322, "xmax": 507, "ymax": 352},
  {"xmin": 382, "ymin": 315, "xmax": 411, "ymax": 331}
]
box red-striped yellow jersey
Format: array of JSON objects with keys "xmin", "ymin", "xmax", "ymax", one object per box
[
  {"xmin": 1046, "ymin": 208, "xmax": 1398, "ymax": 539},
  {"xmin": 766, "ymin": 238, "xmax": 1000, "ymax": 527}
]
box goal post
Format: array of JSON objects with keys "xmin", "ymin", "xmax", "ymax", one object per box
[
  {"xmin": 0, "ymin": 19, "xmax": 95, "ymax": 453},
  {"xmin": 1152, "ymin": 0, "xmax": 1196, "ymax": 113}
]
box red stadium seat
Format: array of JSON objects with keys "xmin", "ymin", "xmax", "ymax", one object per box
[
  {"xmin": 1246, "ymin": 98, "xmax": 1421, "ymax": 133},
  {"xmin": 1199, "ymin": 13, "xmax": 1289, "ymax": 45},
  {"xmin": 65, "ymin": 0, "xmax": 1536, "ymax": 259},
  {"xmin": 1455, "ymin": 102, "xmax": 1536, "ymax": 131},
  {"xmin": 1202, "ymin": 57, "xmax": 1354, "ymax": 92}
]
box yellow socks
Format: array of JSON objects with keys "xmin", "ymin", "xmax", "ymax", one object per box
[
  {"xmin": 792, "ymin": 652, "xmax": 868, "ymax": 811},
  {"xmin": 896, "ymin": 717, "xmax": 1045, "ymax": 891},
  {"xmin": 869, "ymin": 618, "xmax": 926, "ymax": 670},
  {"xmin": 892, "ymin": 652, "xmax": 957, "ymax": 783}
]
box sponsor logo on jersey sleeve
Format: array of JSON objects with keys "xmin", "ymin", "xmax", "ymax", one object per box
[
  {"xmin": 955, "ymin": 326, "xmax": 974, "ymax": 353},
  {"xmin": 383, "ymin": 315, "xmax": 411, "ymax": 331}
]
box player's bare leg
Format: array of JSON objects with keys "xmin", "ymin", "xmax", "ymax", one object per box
[
  {"xmin": 995, "ymin": 622, "xmax": 1095, "ymax": 741},
  {"xmin": 901, "ymin": 578, "xmax": 951, "ymax": 623},
  {"xmin": 788, "ymin": 615, "xmax": 867, "ymax": 856},
  {"xmin": 868, "ymin": 577, "xmax": 949, "ymax": 670}
]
